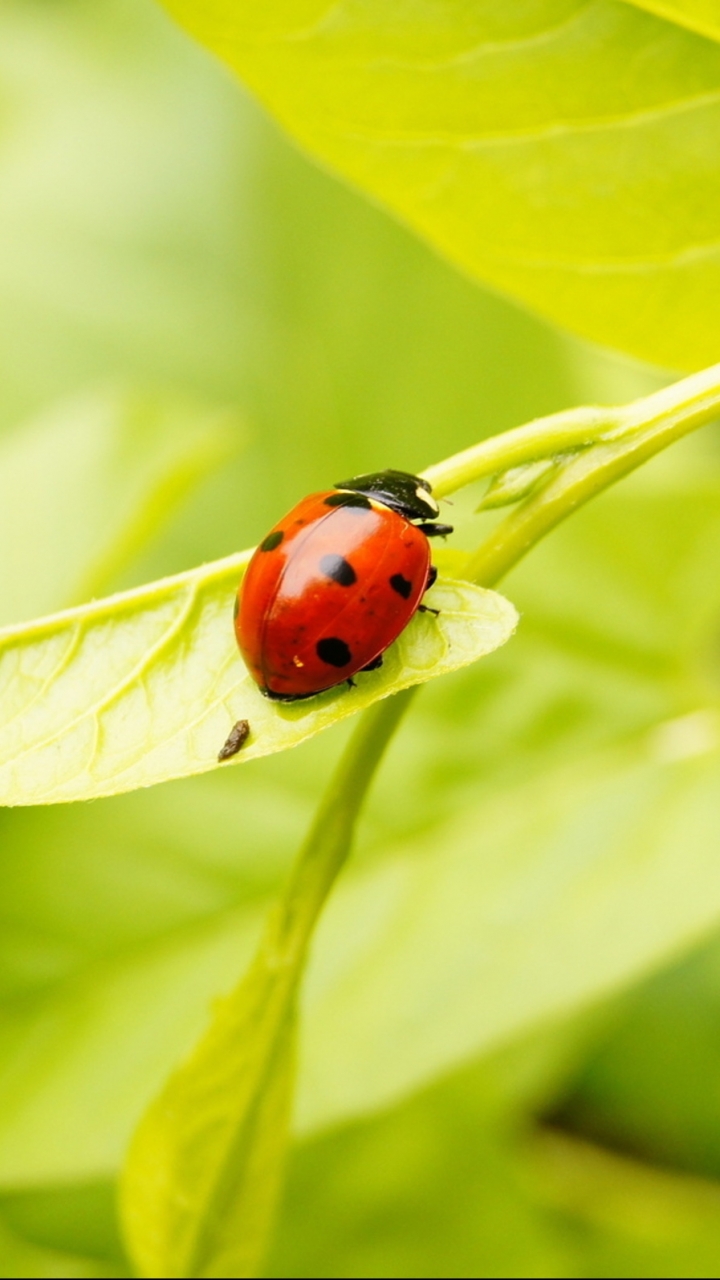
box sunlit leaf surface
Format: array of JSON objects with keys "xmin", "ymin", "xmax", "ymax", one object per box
[
  {"xmin": 627, "ymin": 0, "xmax": 720, "ymax": 41},
  {"xmin": 122, "ymin": 969, "xmax": 297, "ymax": 1279},
  {"xmin": 4, "ymin": 4, "xmax": 720, "ymax": 1274},
  {"xmin": 0, "ymin": 391, "xmax": 236, "ymax": 629},
  {"xmin": 3, "ymin": 449, "xmax": 719, "ymax": 1186},
  {"xmin": 160, "ymin": 0, "xmax": 720, "ymax": 370},
  {"xmin": 0, "ymin": 572, "xmax": 517, "ymax": 805}
]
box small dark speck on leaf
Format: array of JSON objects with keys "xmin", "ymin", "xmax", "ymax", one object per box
[{"xmin": 218, "ymin": 719, "xmax": 251, "ymax": 761}]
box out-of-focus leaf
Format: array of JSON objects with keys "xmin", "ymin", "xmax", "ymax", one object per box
[
  {"xmin": 296, "ymin": 721, "xmax": 720, "ymax": 1133},
  {"xmin": 0, "ymin": 0, "xmax": 250, "ymax": 434},
  {"xmin": 270, "ymin": 1049, "xmax": 720, "ymax": 1278},
  {"xmin": 0, "ymin": 0, "xmax": 661, "ymax": 583},
  {"xmin": 159, "ymin": 0, "xmax": 720, "ymax": 370},
  {"xmin": 3, "ymin": 447, "xmax": 720, "ymax": 1186},
  {"xmin": 121, "ymin": 692, "xmax": 416, "ymax": 1278},
  {"xmin": 271, "ymin": 1070, "xmax": 574, "ymax": 1280},
  {"xmin": 531, "ymin": 1130, "xmax": 720, "ymax": 1278},
  {"xmin": 557, "ymin": 934, "xmax": 720, "ymax": 1180},
  {"xmin": 0, "ymin": 576, "xmax": 516, "ymax": 805},
  {"xmin": 4, "ymin": 719, "xmax": 720, "ymax": 1186},
  {"xmin": 0, "ymin": 1213, "xmax": 117, "ymax": 1279},
  {"xmin": 0, "ymin": 1183, "xmax": 128, "ymax": 1277},
  {"xmin": 0, "ymin": 907, "xmax": 263, "ymax": 1188},
  {"xmin": 627, "ymin": 0, "xmax": 720, "ymax": 42},
  {"xmin": 121, "ymin": 965, "xmax": 296, "ymax": 1279},
  {"xmin": 0, "ymin": 391, "xmax": 236, "ymax": 628},
  {"xmin": 284, "ymin": 445, "xmax": 720, "ymax": 1130}
]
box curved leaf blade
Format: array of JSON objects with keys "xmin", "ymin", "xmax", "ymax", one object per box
[
  {"xmin": 159, "ymin": 0, "xmax": 720, "ymax": 370},
  {"xmin": 0, "ymin": 568, "xmax": 517, "ymax": 806},
  {"xmin": 626, "ymin": 0, "xmax": 720, "ymax": 42},
  {"xmin": 0, "ymin": 390, "xmax": 237, "ymax": 628},
  {"xmin": 121, "ymin": 969, "xmax": 297, "ymax": 1280}
]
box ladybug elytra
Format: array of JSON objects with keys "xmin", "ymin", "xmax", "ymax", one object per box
[{"xmin": 234, "ymin": 469, "xmax": 452, "ymax": 700}]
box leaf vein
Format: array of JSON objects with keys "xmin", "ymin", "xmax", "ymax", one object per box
[
  {"xmin": 278, "ymin": 1, "xmax": 593, "ymax": 60},
  {"xmin": 4, "ymin": 624, "xmax": 83, "ymax": 732},
  {"xmin": 486, "ymin": 240, "xmax": 720, "ymax": 273},
  {"xmin": 1, "ymin": 586, "xmax": 199, "ymax": 770},
  {"xmin": 324, "ymin": 87, "xmax": 720, "ymax": 150}
]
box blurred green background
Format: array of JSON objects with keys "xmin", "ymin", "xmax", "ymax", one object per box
[{"xmin": 3, "ymin": 0, "xmax": 720, "ymax": 1275}]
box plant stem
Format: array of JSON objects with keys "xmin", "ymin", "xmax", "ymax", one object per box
[
  {"xmin": 261, "ymin": 688, "xmax": 415, "ymax": 970},
  {"xmin": 214, "ymin": 359, "xmax": 720, "ymax": 1276},
  {"xmin": 422, "ymin": 360, "xmax": 720, "ymax": 499},
  {"xmin": 269, "ymin": 357, "xmax": 720, "ymax": 997},
  {"xmin": 465, "ymin": 368, "xmax": 720, "ymax": 586},
  {"xmin": 422, "ymin": 404, "xmax": 619, "ymax": 497}
]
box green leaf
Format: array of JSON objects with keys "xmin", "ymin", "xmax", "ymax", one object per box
[
  {"xmin": 159, "ymin": 0, "xmax": 720, "ymax": 370},
  {"xmin": 121, "ymin": 685, "xmax": 413, "ymax": 1278},
  {"xmin": 295, "ymin": 718, "xmax": 720, "ymax": 1133},
  {"xmin": 0, "ymin": 1182, "xmax": 128, "ymax": 1276},
  {"xmin": 0, "ymin": 391, "xmax": 236, "ymax": 628},
  {"xmin": 271, "ymin": 1065, "xmax": 573, "ymax": 1279},
  {"xmin": 478, "ymin": 459, "xmax": 557, "ymax": 511},
  {"xmin": 0, "ymin": 905, "xmax": 264, "ymax": 1189},
  {"xmin": 5, "ymin": 719, "xmax": 720, "ymax": 1186},
  {"xmin": 532, "ymin": 1130, "xmax": 720, "ymax": 1279},
  {"xmin": 627, "ymin": 0, "xmax": 720, "ymax": 42},
  {"xmin": 121, "ymin": 958, "xmax": 297, "ymax": 1279},
  {"xmin": 271, "ymin": 1051, "xmax": 720, "ymax": 1279},
  {"xmin": 0, "ymin": 574, "xmax": 517, "ymax": 806},
  {"xmin": 0, "ymin": 0, "xmax": 252, "ymax": 432},
  {"xmin": 557, "ymin": 934, "xmax": 720, "ymax": 1180},
  {"xmin": 0, "ymin": 1213, "xmax": 116, "ymax": 1279},
  {"xmin": 3, "ymin": 450, "xmax": 718, "ymax": 1188}
]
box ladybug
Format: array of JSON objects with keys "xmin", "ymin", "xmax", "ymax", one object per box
[{"xmin": 234, "ymin": 469, "xmax": 452, "ymax": 700}]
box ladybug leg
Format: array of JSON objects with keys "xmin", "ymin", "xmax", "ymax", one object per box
[
  {"xmin": 417, "ymin": 522, "xmax": 453, "ymax": 538},
  {"xmin": 262, "ymin": 687, "xmax": 316, "ymax": 702},
  {"xmin": 425, "ymin": 564, "xmax": 438, "ymax": 591},
  {"xmin": 418, "ymin": 604, "xmax": 440, "ymax": 616},
  {"xmin": 360, "ymin": 654, "xmax": 383, "ymax": 673},
  {"xmin": 346, "ymin": 676, "xmax": 357, "ymax": 689}
]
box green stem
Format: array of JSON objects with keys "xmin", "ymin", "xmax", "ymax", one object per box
[
  {"xmin": 465, "ymin": 368, "xmax": 720, "ymax": 586},
  {"xmin": 422, "ymin": 360, "xmax": 720, "ymax": 499},
  {"xmin": 261, "ymin": 688, "xmax": 415, "ymax": 969},
  {"xmin": 213, "ymin": 359, "xmax": 720, "ymax": 1277},
  {"xmin": 267, "ymin": 358, "xmax": 720, "ymax": 992},
  {"xmin": 422, "ymin": 404, "xmax": 619, "ymax": 497}
]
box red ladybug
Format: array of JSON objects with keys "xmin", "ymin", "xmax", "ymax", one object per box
[{"xmin": 235, "ymin": 470, "xmax": 452, "ymax": 700}]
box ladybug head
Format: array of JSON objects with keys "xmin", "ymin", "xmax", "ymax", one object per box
[{"xmin": 333, "ymin": 469, "xmax": 440, "ymax": 522}]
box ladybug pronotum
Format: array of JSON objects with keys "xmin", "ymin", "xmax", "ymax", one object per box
[{"xmin": 234, "ymin": 470, "xmax": 452, "ymax": 701}]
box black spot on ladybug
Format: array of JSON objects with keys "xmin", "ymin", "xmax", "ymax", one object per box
[
  {"xmin": 316, "ymin": 637, "xmax": 352, "ymax": 667},
  {"xmin": 323, "ymin": 492, "xmax": 372, "ymax": 510},
  {"xmin": 319, "ymin": 553, "xmax": 357, "ymax": 586},
  {"xmin": 260, "ymin": 530, "xmax": 284, "ymax": 552},
  {"xmin": 217, "ymin": 719, "xmax": 250, "ymax": 762},
  {"xmin": 389, "ymin": 573, "xmax": 413, "ymax": 599}
]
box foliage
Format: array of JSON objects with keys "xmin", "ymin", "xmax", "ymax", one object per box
[
  {"xmin": 0, "ymin": 555, "xmax": 515, "ymax": 804},
  {"xmin": 3, "ymin": 1, "xmax": 720, "ymax": 1278},
  {"xmin": 160, "ymin": 0, "xmax": 720, "ymax": 370}
]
